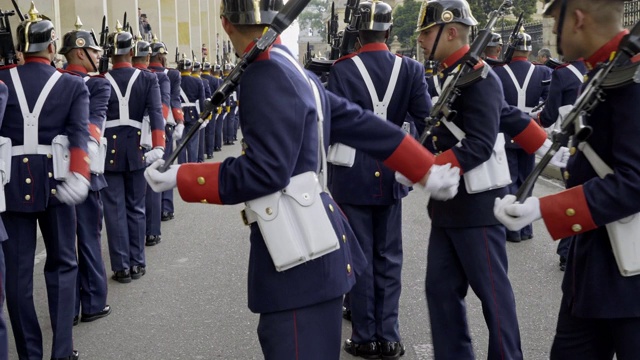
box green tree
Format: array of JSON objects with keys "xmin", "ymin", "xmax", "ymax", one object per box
[
  {"xmin": 391, "ymin": 0, "xmax": 423, "ymax": 50},
  {"xmin": 299, "ymin": 0, "xmax": 330, "ymax": 39},
  {"xmin": 468, "ymin": 0, "xmax": 537, "ymax": 28}
]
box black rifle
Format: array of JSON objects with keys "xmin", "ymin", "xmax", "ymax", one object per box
[
  {"xmin": 515, "ymin": 20, "xmax": 640, "ymax": 202},
  {"xmin": 174, "ymin": 47, "xmax": 179, "ymax": 66},
  {"xmin": 501, "ymin": 12, "xmax": 524, "ymax": 64},
  {"xmin": 98, "ymin": 16, "xmax": 110, "ymax": 73},
  {"xmin": 338, "ymin": 0, "xmax": 361, "ymax": 58},
  {"xmin": 161, "ymin": 0, "xmax": 312, "ymax": 171},
  {"xmin": 0, "ymin": 9, "xmax": 17, "ymax": 66},
  {"xmin": 11, "ymin": 0, "xmax": 24, "ymax": 21},
  {"xmin": 419, "ymin": 0, "xmax": 514, "ymax": 145},
  {"xmin": 328, "ymin": 2, "xmax": 340, "ymax": 60}
]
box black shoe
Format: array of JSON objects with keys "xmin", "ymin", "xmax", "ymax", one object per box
[
  {"xmin": 131, "ymin": 265, "xmax": 146, "ymax": 280},
  {"xmin": 73, "ymin": 315, "xmax": 79, "ymax": 326},
  {"xmin": 51, "ymin": 350, "xmax": 79, "ymax": 360},
  {"xmin": 521, "ymin": 235, "xmax": 533, "ymax": 241},
  {"xmin": 344, "ymin": 339, "xmax": 381, "ymax": 359},
  {"xmin": 81, "ymin": 305, "xmax": 111, "ymax": 323},
  {"xmin": 214, "ymin": 148, "xmax": 221, "ymax": 152},
  {"xmin": 506, "ymin": 236, "xmax": 522, "ymax": 243},
  {"xmin": 381, "ymin": 341, "xmax": 405, "ymax": 360},
  {"xmin": 342, "ymin": 306, "xmax": 352, "ymax": 322},
  {"xmin": 111, "ymin": 269, "xmax": 131, "ymax": 284},
  {"xmin": 161, "ymin": 212, "xmax": 174, "ymax": 221},
  {"xmin": 559, "ymin": 256, "xmax": 567, "ymax": 272},
  {"xmin": 206, "ymin": 154, "xmax": 213, "ymax": 159},
  {"xmin": 145, "ymin": 235, "xmax": 162, "ymax": 246}
]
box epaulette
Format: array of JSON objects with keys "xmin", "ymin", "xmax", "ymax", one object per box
[
  {"xmin": 0, "ymin": 64, "xmax": 18, "ymax": 71},
  {"xmin": 457, "ymin": 63, "xmax": 490, "ymax": 88},
  {"xmin": 395, "ymin": 53, "xmax": 403, "ymax": 58},
  {"xmin": 554, "ymin": 63, "xmax": 571, "ymax": 70},
  {"xmin": 89, "ymin": 74, "xmax": 106, "ymax": 78},
  {"xmin": 484, "ymin": 58, "xmax": 504, "ymax": 67},
  {"xmin": 333, "ymin": 52, "xmax": 357, "ymax": 65},
  {"xmin": 57, "ymin": 68, "xmax": 82, "ymax": 77},
  {"xmin": 602, "ymin": 61, "xmax": 640, "ymax": 89}
]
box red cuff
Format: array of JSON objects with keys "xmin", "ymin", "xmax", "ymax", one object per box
[
  {"xmin": 172, "ymin": 108, "xmax": 184, "ymax": 123},
  {"xmin": 434, "ymin": 149, "xmax": 463, "ymax": 174},
  {"xmin": 162, "ymin": 104, "xmax": 170, "ymax": 121},
  {"xmin": 382, "ymin": 135, "xmax": 434, "ymax": 183},
  {"xmin": 513, "ymin": 120, "xmax": 548, "ymax": 154},
  {"xmin": 152, "ymin": 129, "xmax": 166, "ymax": 148},
  {"xmin": 88, "ymin": 123, "xmax": 101, "ymax": 143},
  {"xmin": 177, "ymin": 163, "xmax": 222, "ymax": 204},
  {"xmin": 69, "ymin": 147, "xmax": 90, "ymax": 180},
  {"xmin": 540, "ymin": 185, "xmax": 597, "ymax": 240}
]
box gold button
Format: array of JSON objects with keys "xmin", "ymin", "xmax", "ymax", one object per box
[
  {"xmin": 112, "ymin": 135, "xmax": 117, "ymax": 139},
  {"xmin": 563, "ymin": 171, "xmax": 570, "ymax": 180},
  {"xmin": 47, "ymin": 154, "xmax": 52, "ymax": 159},
  {"xmin": 566, "ymin": 208, "xmax": 576, "ymax": 217},
  {"xmin": 24, "ymin": 195, "xmax": 30, "ymax": 201},
  {"xmin": 347, "ymin": 264, "xmax": 351, "ymax": 273},
  {"xmin": 342, "ymin": 234, "xmax": 346, "ymax": 243},
  {"xmin": 163, "ymin": 134, "xmax": 166, "ymax": 139},
  {"xmin": 109, "ymin": 160, "xmax": 114, "ymax": 164},
  {"xmin": 111, "ymin": 149, "xmax": 116, "ymax": 154},
  {"xmin": 374, "ymin": 171, "xmax": 380, "ymax": 177},
  {"xmin": 197, "ymin": 177, "xmax": 206, "ymax": 185},
  {"xmin": 139, "ymin": 146, "xmax": 142, "ymax": 150},
  {"xmin": 570, "ymin": 147, "xmax": 577, "ymax": 156},
  {"xmin": 266, "ymin": 207, "xmax": 273, "ymax": 215},
  {"xmin": 51, "ymin": 189, "xmax": 56, "ymax": 195},
  {"xmin": 571, "ymin": 224, "xmax": 582, "ymax": 233},
  {"xmin": 200, "ymin": 199, "xmax": 208, "ymax": 203},
  {"xmin": 432, "ymin": 136, "xmax": 438, "ymax": 141},
  {"xmin": 435, "ymin": 121, "xmax": 441, "ymax": 127},
  {"xmin": 137, "ymin": 131, "xmax": 141, "ymax": 136},
  {"xmin": 25, "ymin": 178, "xmax": 31, "ymax": 184},
  {"xmin": 329, "ymin": 204, "xmax": 334, "ymax": 212},
  {"xmin": 22, "ymin": 157, "xmax": 28, "ymax": 163},
  {"xmin": 48, "ymin": 172, "xmax": 53, "ymax": 178},
  {"xmin": 510, "ymin": 139, "xmax": 515, "ymax": 143},
  {"xmin": 437, "ymin": 151, "xmax": 443, "ymax": 155}
]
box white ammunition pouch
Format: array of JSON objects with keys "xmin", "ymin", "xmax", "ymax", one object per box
[
  {"xmin": 141, "ymin": 115, "xmax": 152, "ymax": 149},
  {"xmin": 242, "ymin": 47, "xmax": 339, "ymax": 272},
  {"xmin": 0, "ymin": 136, "xmax": 11, "ymax": 213},
  {"xmin": 242, "ymin": 172, "xmax": 340, "ymax": 272},
  {"xmin": 327, "ymin": 55, "xmax": 402, "ymax": 167},
  {"xmin": 104, "ymin": 70, "xmax": 151, "ymax": 148},
  {"xmin": 579, "ymin": 142, "xmax": 640, "ymax": 277},
  {"xmin": 51, "ymin": 135, "xmax": 70, "ymax": 181},
  {"xmin": 90, "ymin": 137, "xmax": 108, "ymax": 174},
  {"xmin": 442, "ymin": 119, "xmax": 511, "ymax": 193}
]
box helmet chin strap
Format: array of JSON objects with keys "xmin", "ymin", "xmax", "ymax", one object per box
[
  {"xmin": 429, "ymin": 24, "xmax": 446, "ymax": 64},
  {"xmin": 556, "ymin": 0, "xmax": 568, "ymax": 57}
]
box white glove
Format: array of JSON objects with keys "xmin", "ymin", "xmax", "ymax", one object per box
[
  {"xmin": 144, "ymin": 159, "xmax": 180, "ymax": 193},
  {"xmin": 56, "ymin": 172, "xmax": 90, "ymax": 205},
  {"xmin": 430, "ymin": 184, "xmax": 459, "ymax": 201},
  {"xmin": 88, "ymin": 140, "xmax": 99, "ymax": 160},
  {"xmin": 199, "ymin": 120, "xmax": 209, "ymax": 131},
  {"xmin": 493, "ymin": 195, "xmax": 541, "ymax": 231},
  {"xmin": 424, "ymin": 163, "xmax": 461, "ymax": 193},
  {"xmin": 535, "ymin": 139, "xmax": 570, "ymax": 168},
  {"xmin": 145, "ymin": 147, "xmax": 164, "ymax": 165},
  {"xmin": 394, "ymin": 172, "xmax": 414, "ymax": 187},
  {"xmin": 173, "ymin": 123, "xmax": 185, "ymax": 141}
]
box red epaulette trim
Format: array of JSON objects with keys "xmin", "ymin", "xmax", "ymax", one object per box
[{"xmin": 333, "ymin": 53, "xmax": 358, "ymax": 65}]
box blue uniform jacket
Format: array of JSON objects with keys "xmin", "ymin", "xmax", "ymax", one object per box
[
  {"xmin": 538, "ymin": 30, "xmax": 640, "ymax": 318},
  {"xmin": 0, "ymin": 80, "xmax": 8, "ymax": 241},
  {"xmin": 173, "ymin": 43, "xmax": 437, "ymax": 314},
  {"xmin": 0, "ymin": 58, "xmax": 90, "ymax": 213},
  {"xmin": 179, "ymin": 73, "xmax": 205, "ymax": 124},
  {"xmin": 150, "ymin": 63, "xmax": 184, "ymax": 123},
  {"xmin": 493, "ymin": 58, "xmax": 551, "ymax": 149},
  {"xmin": 539, "ymin": 60, "xmax": 587, "ymax": 128},
  {"xmin": 202, "ymin": 73, "xmax": 221, "ymax": 94},
  {"xmin": 104, "ymin": 62, "xmax": 165, "ymax": 173},
  {"xmin": 422, "ymin": 46, "xmax": 508, "ymax": 228},
  {"xmin": 146, "ymin": 65, "xmax": 171, "ymax": 121},
  {"xmin": 66, "ymin": 64, "xmax": 111, "ymax": 191},
  {"xmin": 327, "ymin": 43, "xmax": 432, "ymax": 205}
]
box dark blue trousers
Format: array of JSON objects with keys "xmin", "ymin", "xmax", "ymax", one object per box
[
  {"xmin": 204, "ymin": 117, "xmax": 215, "ymax": 155},
  {"xmin": 426, "ymin": 225, "xmax": 522, "ymax": 360},
  {"xmin": 506, "ymin": 148, "xmax": 535, "ymax": 240},
  {"xmin": 214, "ymin": 113, "xmax": 224, "ymax": 150},
  {"xmin": 0, "ymin": 243, "xmax": 7, "ymax": 360},
  {"xmin": 103, "ymin": 170, "xmax": 147, "ymax": 272},
  {"xmin": 551, "ymin": 296, "xmax": 640, "ymax": 360},
  {"xmin": 75, "ymin": 190, "xmax": 108, "ymax": 316},
  {"xmin": 341, "ymin": 202, "xmax": 403, "ymax": 343},
  {"xmin": 223, "ymin": 113, "xmax": 234, "ymax": 143},
  {"xmin": 2, "ymin": 207, "xmax": 77, "ymax": 359},
  {"xmin": 177, "ymin": 122, "xmax": 200, "ymax": 164},
  {"xmin": 162, "ymin": 126, "xmax": 174, "ymax": 214},
  {"xmin": 145, "ymin": 183, "xmax": 162, "ymax": 236},
  {"xmin": 257, "ymin": 296, "xmax": 343, "ymax": 360},
  {"xmin": 197, "ymin": 127, "xmax": 205, "ymax": 162}
]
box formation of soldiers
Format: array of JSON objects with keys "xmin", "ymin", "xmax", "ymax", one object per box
[{"xmin": 2, "ymin": 0, "xmax": 640, "ymax": 359}]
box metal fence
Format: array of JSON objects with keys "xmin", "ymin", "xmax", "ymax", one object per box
[{"xmin": 624, "ymin": 0, "xmax": 640, "ymax": 28}]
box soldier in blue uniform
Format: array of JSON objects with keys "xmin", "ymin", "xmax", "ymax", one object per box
[
  {"xmin": 0, "ymin": 4, "xmax": 91, "ymax": 359},
  {"xmin": 212, "ymin": 64, "xmax": 226, "ymax": 152},
  {"xmin": 134, "ymin": 36, "xmax": 170, "ymax": 247},
  {"xmin": 495, "ymin": 0, "xmax": 640, "ymax": 358},
  {"xmin": 0, "ymin": 78, "xmax": 9, "ymax": 360},
  {"xmin": 192, "ymin": 57, "xmax": 211, "ymax": 163},
  {"xmin": 102, "ymin": 23, "xmax": 165, "ymax": 284},
  {"xmin": 177, "ymin": 55, "xmax": 205, "ymax": 164},
  {"xmin": 145, "ymin": 1, "xmax": 459, "ymax": 359},
  {"xmin": 534, "ymin": 58, "xmax": 586, "ymax": 271},
  {"xmin": 222, "ymin": 64, "xmax": 237, "ymax": 145},
  {"xmin": 201, "ymin": 60, "xmax": 221, "ymax": 159},
  {"xmin": 58, "ymin": 17, "xmax": 112, "ymax": 326},
  {"xmin": 492, "ymin": 30, "xmax": 552, "ymax": 242},
  {"xmin": 148, "ymin": 39, "xmax": 184, "ymax": 222},
  {"xmin": 484, "ymin": 32, "xmax": 503, "ymax": 60},
  {"xmin": 415, "ymin": 0, "xmax": 524, "ymax": 358},
  {"xmin": 326, "ymin": 1, "xmax": 432, "ymax": 358}
]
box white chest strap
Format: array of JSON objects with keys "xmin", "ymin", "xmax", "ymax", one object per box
[
  {"xmin": 104, "ymin": 69, "xmax": 142, "ymax": 129},
  {"xmin": 180, "ymin": 88, "xmax": 200, "ymax": 114},
  {"xmin": 503, "ymin": 64, "xmax": 535, "ymax": 112},
  {"xmin": 566, "ymin": 64, "xmax": 585, "ymax": 83},
  {"xmin": 351, "ymin": 55, "xmax": 402, "ymax": 119},
  {"xmin": 9, "ymin": 68, "xmax": 62, "ymax": 155}
]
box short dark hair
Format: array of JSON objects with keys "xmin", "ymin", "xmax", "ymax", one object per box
[
  {"xmin": 538, "ymin": 48, "xmax": 551, "ymax": 58},
  {"xmin": 358, "ymin": 30, "xmax": 388, "ymax": 45}
]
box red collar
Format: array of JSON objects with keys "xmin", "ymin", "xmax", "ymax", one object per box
[
  {"xmin": 112, "ymin": 62, "xmax": 133, "ymax": 69},
  {"xmin": 511, "ymin": 56, "xmax": 529, "ymax": 62},
  {"xmin": 133, "ymin": 63, "xmax": 148, "ymax": 69},
  {"xmin": 66, "ymin": 64, "xmax": 88, "ymax": 74},
  {"xmin": 24, "ymin": 57, "xmax": 51, "ymax": 65},
  {"xmin": 149, "ymin": 62, "xmax": 164, "ymax": 68},
  {"xmin": 585, "ymin": 30, "xmax": 629, "ymax": 70},
  {"xmin": 441, "ymin": 45, "xmax": 470, "ymax": 70},
  {"xmin": 358, "ymin": 43, "xmax": 389, "ymax": 53},
  {"xmin": 243, "ymin": 36, "xmax": 282, "ymax": 61}
]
